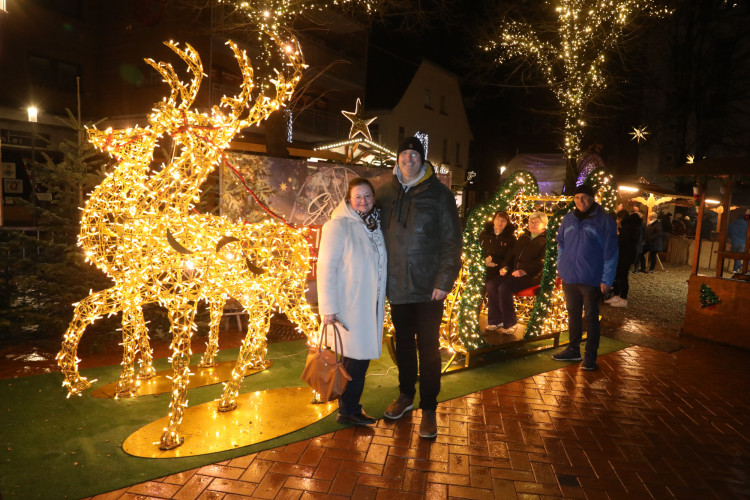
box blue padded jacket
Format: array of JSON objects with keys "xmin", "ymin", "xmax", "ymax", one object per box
[{"xmin": 557, "ymin": 203, "xmax": 618, "ymax": 287}]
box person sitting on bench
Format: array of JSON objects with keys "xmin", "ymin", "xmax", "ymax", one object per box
[{"xmin": 485, "ymin": 211, "xmax": 548, "ymax": 334}]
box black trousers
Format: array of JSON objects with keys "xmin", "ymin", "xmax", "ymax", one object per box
[
  {"xmin": 390, "ymin": 300, "xmax": 444, "ymax": 411},
  {"xmin": 612, "ymin": 254, "xmax": 635, "ymax": 299},
  {"xmin": 338, "ymin": 357, "xmax": 370, "ymax": 416},
  {"xmin": 562, "ymin": 282, "xmax": 602, "ymax": 363}
]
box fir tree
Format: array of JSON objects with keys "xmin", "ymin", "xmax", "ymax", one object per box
[
  {"xmin": 699, "ymin": 283, "xmax": 720, "ymax": 309},
  {"xmin": 0, "ymin": 110, "xmax": 116, "ymax": 345}
]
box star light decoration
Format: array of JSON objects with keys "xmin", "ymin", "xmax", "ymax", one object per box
[
  {"xmin": 57, "ymin": 33, "xmax": 318, "ymax": 450},
  {"xmin": 314, "ymin": 99, "xmax": 395, "ymax": 164},
  {"xmin": 482, "ymin": 0, "xmax": 671, "ymax": 162},
  {"xmin": 629, "ymin": 125, "xmax": 650, "ymax": 142},
  {"xmin": 342, "ymin": 97, "xmax": 376, "ymax": 141}
]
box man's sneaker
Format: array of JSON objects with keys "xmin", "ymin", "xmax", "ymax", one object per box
[
  {"xmin": 384, "ymin": 394, "xmax": 414, "ymax": 419},
  {"xmin": 419, "ymin": 409, "xmax": 438, "ymax": 438},
  {"xmin": 485, "ymin": 324, "xmax": 501, "ymax": 331},
  {"xmin": 552, "ymin": 347, "xmax": 582, "ymax": 361},
  {"xmin": 610, "ymin": 297, "xmax": 628, "ymax": 308},
  {"xmin": 581, "ymin": 360, "xmax": 598, "ymax": 371},
  {"xmin": 604, "ymin": 295, "xmax": 619, "ymax": 304}
]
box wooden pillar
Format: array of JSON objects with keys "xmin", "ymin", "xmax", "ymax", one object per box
[
  {"xmin": 715, "ymin": 178, "xmax": 733, "ymax": 278},
  {"xmin": 691, "ymin": 184, "xmax": 705, "ymax": 276}
]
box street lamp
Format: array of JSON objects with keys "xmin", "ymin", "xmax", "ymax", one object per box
[{"xmin": 27, "ymin": 106, "xmax": 38, "ymax": 123}]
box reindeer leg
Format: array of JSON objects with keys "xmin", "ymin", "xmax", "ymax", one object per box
[
  {"xmin": 199, "ymin": 297, "xmax": 225, "ymax": 368},
  {"xmin": 218, "ymin": 298, "xmax": 269, "ymax": 412},
  {"xmin": 159, "ymin": 301, "xmax": 198, "ymax": 450},
  {"xmin": 57, "ymin": 288, "xmax": 122, "ymax": 396},
  {"xmin": 130, "ymin": 305, "xmax": 156, "ymax": 380},
  {"xmin": 115, "ymin": 303, "xmax": 149, "ymax": 397}
]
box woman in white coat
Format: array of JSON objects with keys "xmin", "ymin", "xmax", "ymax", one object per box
[{"xmin": 317, "ymin": 177, "xmax": 387, "ymax": 425}]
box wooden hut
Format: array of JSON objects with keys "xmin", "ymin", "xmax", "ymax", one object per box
[{"xmin": 663, "ymin": 158, "xmax": 750, "ymax": 349}]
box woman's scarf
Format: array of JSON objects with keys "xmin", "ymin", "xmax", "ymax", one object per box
[{"xmin": 356, "ymin": 207, "xmax": 380, "ymax": 232}]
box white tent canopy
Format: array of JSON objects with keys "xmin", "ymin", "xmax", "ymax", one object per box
[{"xmin": 505, "ymin": 153, "xmax": 566, "ymax": 194}]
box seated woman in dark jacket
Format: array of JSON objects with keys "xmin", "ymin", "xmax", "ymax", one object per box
[
  {"xmin": 478, "ymin": 210, "xmax": 517, "ymax": 282},
  {"xmin": 486, "ymin": 211, "xmax": 548, "ymax": 334}
]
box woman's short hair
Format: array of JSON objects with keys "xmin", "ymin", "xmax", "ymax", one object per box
[
  {"xmin": 528, "ymin": 211, "xmax": 548, "ymax": 226},
  {"xmin": 493, "ymin": 210, "xmax": 510, "ymax": 222},
  {"xmin": 347, "ymin": 177, "xmax": 375, "ymax": 200}
]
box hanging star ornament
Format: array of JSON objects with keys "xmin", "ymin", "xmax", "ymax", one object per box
[
  {"xmin": 686, "ymin": 155, "xmax": 695, "ymax": 164},
  {"xmin": 341, "ymin": 98, "xmax": 376, "ymax": 141},
  {"xmin": 629, "ymin": 125, "xmax": 650, "ymax": 143}
]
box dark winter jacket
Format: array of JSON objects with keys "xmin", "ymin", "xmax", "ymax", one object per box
[
  {"xmin": 377, "ymin": 162, "xmax": 463, "ymax": 304},
  {"xmin": 500, "ymin": 231, "xmax": 547, "ymax": 283},
  {"xmin": 557, "ymin": 202, "xmax": 618, "ymax": 287},
  {"xmin": 645, "ymin": 219, "xmax": 664, "ymax": 253},
  {"xmin": 478, "ymin": 223, "xmax": 517, "ymax": 280},
  {"xmin": 618, "ymin": 213, "xmax": 642, "ymax": 265}
]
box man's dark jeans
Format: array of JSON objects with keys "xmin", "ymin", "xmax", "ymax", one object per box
[
  {"xmin": 562, "ymin": 282, "xmax": 601, "ymax": 363},
  {"xmin": 390, "ymin": 300, "xmax": 444, "ymax": 411}
]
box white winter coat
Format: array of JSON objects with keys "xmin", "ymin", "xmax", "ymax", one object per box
[{"xmin": 317, "ymin": 199, "xmax": 387, "ymax": 360}]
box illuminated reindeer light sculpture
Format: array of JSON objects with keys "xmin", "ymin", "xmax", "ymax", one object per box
[{"xmin": 57, "ymin": 34, "xmax": 317, "ymax": 449}]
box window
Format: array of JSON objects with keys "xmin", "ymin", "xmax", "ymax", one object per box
[
  {"xmin": 28, "ymin": 55, "xmax": 81, "ymax": 91},
  {"xmin": 424, "ymin": 89, "xmax": 432, "ymax": 109},
  {"xmin": 34, "ymin": 0, "xmax": 82, "ymax": 16},
  {"xmin": 442, "ymin": 139, "xmax": 448, "ymax": 163},
  {"xmin": 398, "ymin": 127, "xmax": 405, "ymax": 143},
  {"xmin": 455, "ymin": 142, "xmax": 460, "ymax": 165},
  {"xmin": 440, "ymin": 96, "xmax": 446, "ymax": 114}
]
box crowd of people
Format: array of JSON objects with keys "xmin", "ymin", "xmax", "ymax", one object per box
[{"xmin": 316, "ymin": 135, "xmax": 705, "ymax": 438}]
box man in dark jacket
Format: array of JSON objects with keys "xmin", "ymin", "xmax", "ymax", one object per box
[
  {"xmin": 376, "ymin": 136, "xmax": 462, "ymax": 439},
  {"xmin": 552, "ymin": 184, "xmax": 618, "ymax": 370},
  {"xmin": 605, "ymin": 210, "xmax": 641, "ymax": 307}
]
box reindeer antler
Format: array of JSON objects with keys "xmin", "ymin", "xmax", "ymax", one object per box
[
  {"xmin": 145, "ymin": 41, "xmax": 204, "ymax": 115},
  {"xmin": 223, "ymin": 31, "xmax": 304, "ymax": 129}
]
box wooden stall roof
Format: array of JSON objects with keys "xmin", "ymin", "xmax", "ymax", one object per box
[{"xmin": 662, "ymin": 157, "xmax": 750, "ymax": 178}]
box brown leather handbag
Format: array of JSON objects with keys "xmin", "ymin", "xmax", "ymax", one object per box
[{"xmin": 301, "ymin": 322, "xmax": 352, "ymax": 402}]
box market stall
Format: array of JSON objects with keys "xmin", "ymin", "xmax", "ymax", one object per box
[{"xmin": 663, "ymin": 158, "xmax": 750, "ymax": 349}]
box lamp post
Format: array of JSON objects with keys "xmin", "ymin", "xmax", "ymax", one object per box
[
  {"xmin": 27, "ymin": 106, "xmax": 38, "ymax": 227},
  {"xmin": 27, "ymin": 106, "xmax": 37, "ymax": 166}
]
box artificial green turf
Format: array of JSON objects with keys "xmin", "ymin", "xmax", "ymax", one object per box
[{"xmin": 0, "ymin": 335, "xmax": 628, "ymax": 499}]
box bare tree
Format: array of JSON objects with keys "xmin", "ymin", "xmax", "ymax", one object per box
[{"xmin": 481, "ymin": 0, "xmax": 670, "ymax": 192}]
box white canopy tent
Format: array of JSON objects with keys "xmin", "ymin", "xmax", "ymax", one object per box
[{"xmin": 504, "ymin": 153, "xmax": 567, "ymax": 194}]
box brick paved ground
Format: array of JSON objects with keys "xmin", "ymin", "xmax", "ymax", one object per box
[{"xmin": 85, "ymin": 337, "xmax": 750, "ymax": 500}]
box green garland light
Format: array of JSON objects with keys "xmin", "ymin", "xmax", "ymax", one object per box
[
  {"xmin": 454, "ymin": 171, "xmax": 539, "ymax": 350},
  {"xmin": 448, "ymin": 168, "xmax": 617, "ymax": 353}
]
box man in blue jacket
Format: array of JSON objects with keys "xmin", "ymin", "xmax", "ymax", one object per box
[{"xmin": 552, "ymin": 184, "xmax": 618, "ymax": 370}]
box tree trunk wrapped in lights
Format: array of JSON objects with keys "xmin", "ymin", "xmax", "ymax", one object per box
[{"xmin": 481, "ymin": 0, "xmax": 671, "ymax": 191}]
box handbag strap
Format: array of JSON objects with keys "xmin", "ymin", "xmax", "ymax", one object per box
[{"xmin": 318, "ymin": 322, "xmax": 344, "ymax": 360}]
